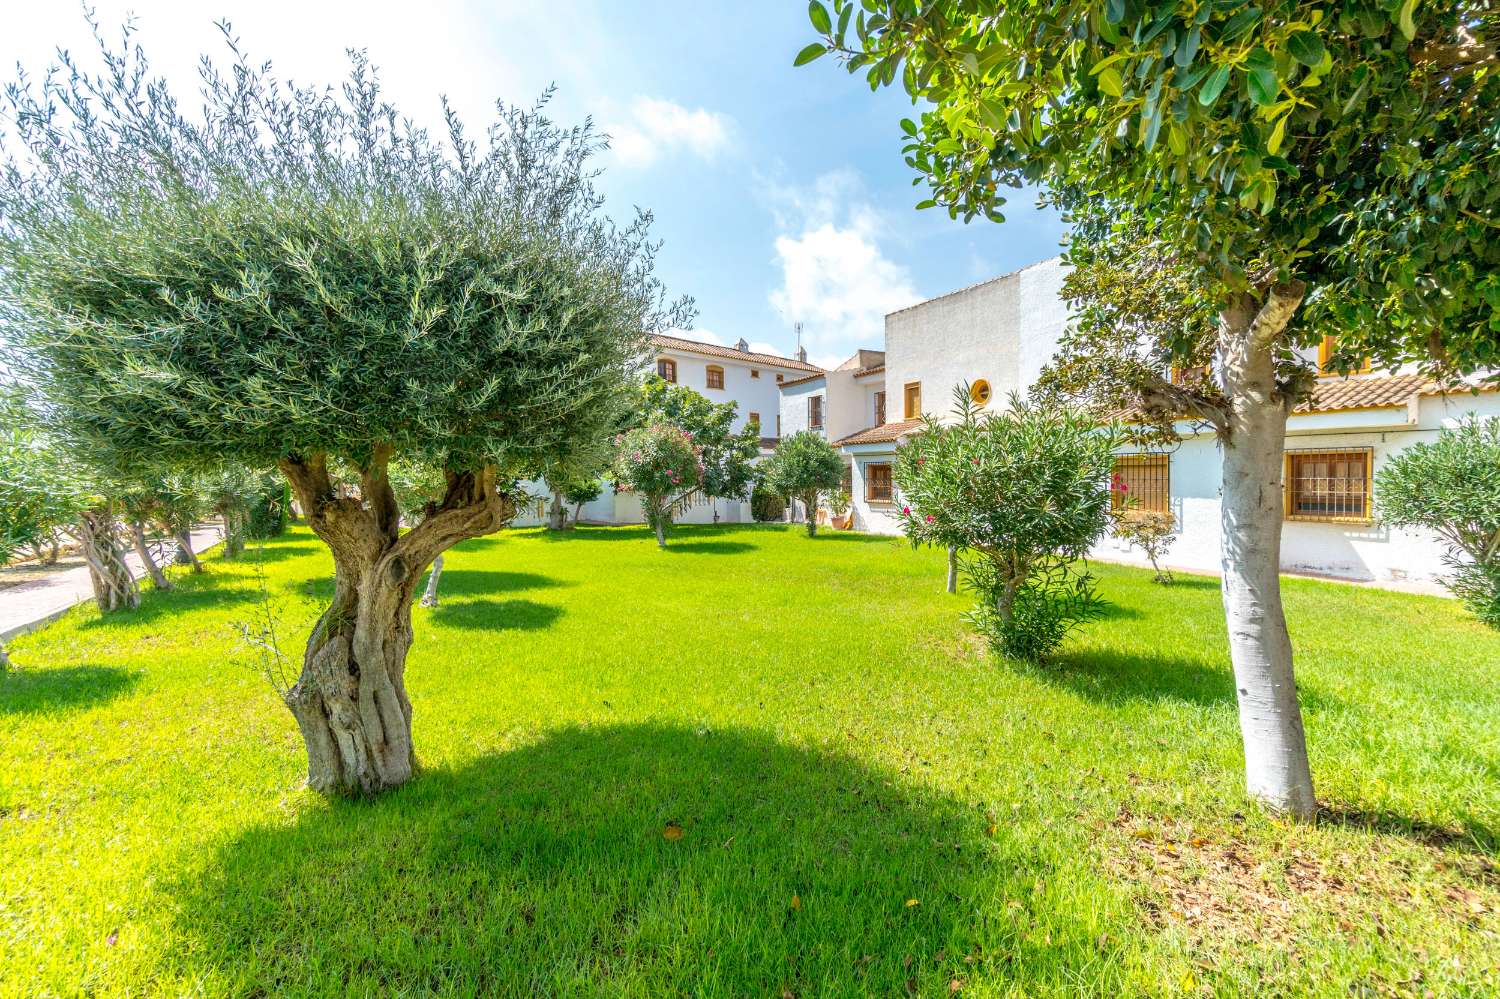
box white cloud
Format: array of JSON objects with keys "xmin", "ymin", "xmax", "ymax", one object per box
[
  {"xmin": 608, "ymin": 98, "xmax": 733, "ymax": 169},
  {"xmin": 764, "ymin": 171, "xmax": 921, "ymax": 362}
]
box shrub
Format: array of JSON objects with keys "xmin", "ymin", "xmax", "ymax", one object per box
[
  {"xmin": 750, "ymin": 485, "xmax": 785, "ymax": 522},
  {"xmin": 613, "ymin": 425, "xmax": 704, "ymax": 548},
  {"xmin": 895, "ymin": 387, "xmax": 1118, "ymax": 663},
  {"xmin": 762, "ymin": 432, "xmax": 844, "ymax": 537},
  {"xmin": 1376, "ymin": 416, "xmax": 1500, "ymax": 628},
  {"xmin": 1110, "ymin": 506, "xmax": 1176, "ymax": 585}
]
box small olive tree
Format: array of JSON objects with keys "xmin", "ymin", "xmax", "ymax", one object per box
[
  {"xmin": 0, "ymin": 25, "xmax": 686, "ymax": 795},
  {"xmin": 613, "ymin": 425, "xmax": 705, "ymax": 548},
  {"xmin": 895, "ymin": 389, "xmax": 1118, "ymax": 662},
  {"xmin": 762, "ymin": 432, "xmax": 844, "ymax": 537},
  {"xmin": 1377, "ymin": 416, "xmax": 1500, "ymax": 628}
]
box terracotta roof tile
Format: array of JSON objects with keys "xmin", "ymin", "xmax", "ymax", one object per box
[
  {"xmin": 853, "ymin": 364, "xmax": 885, "ymax": 378},
  {"xmin": 778, "ymin": 372, "xmax": 827, "ymax": 389},
  {"xmin": 648, "ymin": 333, "xmax": 822, "ymax": 372},
  {"xmin": 834, "ymin": 418, "xmax": 925, "ymax": 447},
  {"xmin": 1298, "ymin": 373, "xmax": 1434, "ymax": 413}
]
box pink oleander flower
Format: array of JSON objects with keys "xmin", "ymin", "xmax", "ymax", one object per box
[
  {"xmin": 970, "ymin": 458, "xmax": 979, "ymax": 465},
  {"xmin": 924, "ymin": 514, "xmax": 935, "ymax": 523},
  {"xmin": 902, "ymin": 506, "xmax": 911, "ymax": 515},
  {"xmin": 632, "ymin": 451, "xmax": 642, "ymax": 461}
]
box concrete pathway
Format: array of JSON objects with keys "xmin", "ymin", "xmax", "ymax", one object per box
[{"xmin": 0, "ymin": 523, "xmax": 224, "ymax": 641}]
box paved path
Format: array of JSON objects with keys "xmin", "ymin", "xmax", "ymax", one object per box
[{"xmin": 0, "ymin": 523, "xmax": 225, "ymax": 641}]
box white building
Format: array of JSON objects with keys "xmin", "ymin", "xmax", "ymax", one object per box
[
  {"xmin": 782, "ymin": 256, "xmax": 1500, "ymax": 586},
  {"xmin": 511, "ymin": 332, "xmax": 822, "ymax": 527}
]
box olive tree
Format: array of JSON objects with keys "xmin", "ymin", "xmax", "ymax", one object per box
[
  {"xmin": 0, "ymin": 25, "xmax": 687, "ymax": 795},
  {"xmin": 1377, "ymin": 416, "xmax": 1500, "ymax": 627},
  {"xmin": 762, "ymin": 432, "xmax": 844, "ymax": 537},
  {"xmin": 805, "ymin": 0, "xmax": 1500, "ymax": 819},
  {"xmin": 896, "ymin": 389, "xmax": 1118, "ymax": 662}
]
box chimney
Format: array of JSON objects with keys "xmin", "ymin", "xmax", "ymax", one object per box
[
  {"xmin": 734, "ymin": 337, "xmax": 749, "ymax": 352},
  {"xmin": 796, "ymin": 346, "xmax": 808, "ymax": 363}
]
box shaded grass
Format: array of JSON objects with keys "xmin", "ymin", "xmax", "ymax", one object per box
[{"xmin": 2, "ymin": 524, "xmax": 1498, "ymax": 997}]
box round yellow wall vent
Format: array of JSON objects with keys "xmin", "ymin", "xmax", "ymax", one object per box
[{"xmin": 970, "ymin": 379, "xmax": 992, "ymax": 405}]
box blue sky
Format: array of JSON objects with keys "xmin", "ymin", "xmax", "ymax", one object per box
[{"xmin": 2, "ymin": 2, "xmax": 1066, "ymax": 369}]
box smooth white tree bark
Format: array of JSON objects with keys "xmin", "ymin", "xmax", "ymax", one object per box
[
  {"xmin": 946, "ymin": 546, "xmax": 958, "ymax": 594},
  {"xmin": 1217, "ymin": 286, "xmax": 1317, "ymax": 820},
  {"xmin": 420, "ymin": 553, "xmax": 444, "ymax": 608}
]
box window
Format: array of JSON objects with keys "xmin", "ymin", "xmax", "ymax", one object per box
[
  {"xmin": 903, "ymin": 382, "xmax": 921, "ymax": 419},
  {"xmin": 970, "ymin": 379, "xmax": 992, "ymax": 405},
  {"xmin": 1317, "ymin": 336, "xmax": 1372, "ymax": 377},
  {"xmin": 808, "ymin": 394, "xmax": 824, "ymax": 430},
  {"xmin": 776, "ymin": 414, "xmax": 782, "ymax": 437},
  {"xmin": 874, "ymin": 390, "xmax": 886, "ymax": 425},
  {"xmin": 657, "ymin": 358, "xmax": 677, "ymax": 383},
  {"xmin": 1284, "ymin": 448, "xmax": 1373, "ymax": 522},
  {"xmin": 776, "ymin": 373, "xmax": 784, "ymax": 383},
  {"xmin": 706, "ymin": 365, "xmax": 724, "ymax": 390},
  {"xmin": 748, "ymin": 411, "xmax": 761, "ymax": 430},
  {"xmin": 1171, "ymin": 364, "xmax": 1211, "ymax": 385},
  {"xmin": 751, "ymin": 369, "xmax": 760, "ymax": 379},
  {"xmin": 1111, "ymin": 454, "xmax": 1170, "ymax": 514},
  {"xmin": 865, "ymin": 463, "xmax": 893, "ymax": 503}
]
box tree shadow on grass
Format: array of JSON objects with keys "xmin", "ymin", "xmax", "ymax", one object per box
[
  {"xmin": 433, "ymin": 569, "xmax": 567, "ymax": 599},
  {"xmin": 81, "ymin": 579, "xmax": 261, "ymax": 629},
  {"xmin": 171, "ymin": 724, "xmax": 1075, "ymax": 995},
  {"xmin": 661, "ymin": 540, "xmax": 755, "ymax": 555},
  {"xmin": 223, "ymin": 541, "xmax": 322, "ymax": 563},
  {"xmin": 1042, "ymin": 647, "xmax": 1237, "ymax": 707},
  {"xmin": 428, "ymin": 598, "xmax": 562, "ymax": 632},
  {"xmin": 0, "ymin": 664, "xmax": 141, "ymax": 715}
]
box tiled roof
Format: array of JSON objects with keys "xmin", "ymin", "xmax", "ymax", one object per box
[
  {"xmin": 778, "ymin": 372, "xmax": 827, "ymax": 389},
  {"xmin": 853, "ymin": 364, "xmax": 885, "ymax": 378},
  {"xmin": 1298, "ymin": 373, "xmax": 1434, "ymax": 413},
  {"xmin": 648, "ymin": 333, "xmax": 822, "ymax": 372},
  {"xmin": 834, "ymin": 418, "xmax": 925, "ymax": 447}
]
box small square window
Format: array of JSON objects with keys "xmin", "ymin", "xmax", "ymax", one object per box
[
  {"xmin": 1284, "ymin": 448, "xmax": 1373, "ymax": 522},
  {"xmin": 776, "ymin": 373, "xmax": 784, "ymax": 383},
  {"xmin": 751, "ymin": 369, "xmax": 760, "ymax": 379},
  {"xmin": 865, "ymin": 463, "xmax": 893, "ymax": 503},
  {"xmin": 657, "ymin": 358, "xmax": 677, "ymax": 383},
  {"xmin": 706, "ymin": 365, "xmax": 724, "ymax": 390}
]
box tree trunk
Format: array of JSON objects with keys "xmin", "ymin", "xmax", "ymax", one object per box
[
  {"xmin": 72, "ymin": 508, "xmax": 139, "ymax": 613},
  {"xmin": 279, "ymin": 454, "xmax": 513, "ymax": 796},
  {"xmin": 420, "ymin": 553, "xmax": 444, "ymax": 608},
  {"xmin": 572, "ymin": 501, "xmax": 584, "ymax": 527},
  {"xmin": 1218, "ymin": 287, "xmax": 1317, "ymax": 821},
  {"xmin": 804, "ymin": 492, "xmax": 818, "ymax": 537},
  {"xmin": 130, "ymin": 520, "xmax": 173, "ymax": 591},
  {"xmin": 223, "ymin": 510, "xmax": 247, "ymax": 558},
  {"xmin": 946, "ymin": 546, "xmax": 958, "ymax": 593},
  {"xmin": 654, "ymin": 518, "xmax": 666, "ymax": 548},
  {"xmin": 0, "ymin": 640, "xmax": 10, "ymax": 671},
  {"xmin": 547, "ymin": 491, "xmax": 567, "ymax": 530},
  {"xmin": 174, "ymin": 529, "xmax": 204, "ymax": 572}
]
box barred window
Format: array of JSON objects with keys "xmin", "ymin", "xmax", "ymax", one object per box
[
  {"xmin": 1285, "ymin": 449, "xmax": 1373, "ymax": 522},
  {"xmin": 1111, "ymin": 454, "xmax": 1170, "ymax": 514},
  {"xmin": 706, "ymin": 365, "xmax": 724, "ymax": 390},
  {"xmin": 865, "ymin": 463, "xmax": 893, "ymax": 502}
]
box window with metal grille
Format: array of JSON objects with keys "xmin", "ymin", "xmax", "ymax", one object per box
[
  {"xmin": 657, "ymin": 358, "xmax": 676, "ymax": 383},
  {"xmin": 1111, "ymin": 454, "xmax": 1170, "ymax": 514},
  {"xmin": 865, "ymin": 462, "xmax": 893, "ymax": 502},
  {"xmin": 706, "ymin": 365, "xmax": 724, "ymax": 390},
  {"xmin": 808, "ymin": 395, "xmax": 823, "ymax": 430},
  {"xmin": 874, "ymin": 390, "xmax": 886, "ymax": 425},
  {"xmin": 1284, "ymin": 448, "xmax": 1373, "ymax": 522}
]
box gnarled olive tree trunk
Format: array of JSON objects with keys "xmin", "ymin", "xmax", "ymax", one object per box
[
  {"xmin": 279, "ymin": 453, "xmax": 513, "ymax": 795},
  {"xmin": 129, "ymin": 520, "xmax": 173, "ymax": 591},
  {"xmin": 71, "ymin": 508, "xmax": 139, "ymax": 613},
  {"xmin": 173, "ymin": 529, "xmax": 204, "ymax": 572},
  {"xmin": 1217, "ymin": 285, "xmax": 1317, "ymax": 821}
]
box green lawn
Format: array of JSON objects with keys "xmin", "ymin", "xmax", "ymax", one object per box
[{"xmin": 2, "ymin": 524, "xmax": 1497, "ymax": 997}]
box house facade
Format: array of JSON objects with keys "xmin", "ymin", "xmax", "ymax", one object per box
[
  {"xmin": 783, "ymin": 256, "xmax": 1499, "ymax": 586},
  {"xmin": 511, "ymin": 333, "xmax": 822, "ymax": 527}
]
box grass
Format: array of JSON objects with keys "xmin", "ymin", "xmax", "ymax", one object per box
[{"xmin": 2, "ymin": 523, "xmax": 1498, "ymax": 997}]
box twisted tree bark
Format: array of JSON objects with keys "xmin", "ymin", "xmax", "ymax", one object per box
[
  {"xmin": 278, "ymin": 452, "xmax": 513, "ymax": 795},
  {"xmin": 129, "ymin": 520, "xmax": 173, "ymax": 591},
  {"xmin": 174, "ymin": 529, "xmax": 204, "ymax": 572},
  {"xmin": 71, "ymin": 508, "xmax": 139, "ymax": 613},
  {"xmin": 1218, "ymin": 284, "xmax": 1317, "ymax": 820}
]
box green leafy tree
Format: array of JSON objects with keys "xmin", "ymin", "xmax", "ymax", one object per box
[
  {"xmin": 895, "ymin": 389, "xmax": 1118, "ymax": 662},
  {"xmin": 1377, "ymin": 417, "xmax": 1500, "ymax": 627},
  {"xmin": 762, "ymin": 432, "xmax": 844, "ymax": 537},
  {"xmin": 562, "ymin": 478, "xmax": 605, "ymax": 526},
  {"xmin": 636, "ymin": 377, "xmax": 761, "ymax": 519},
  {"xmin": 613, "ymin": 425, "xmax": 705, "ymax": 548},
  {"xmin": 806, "ymin": 0, "xmax": 1500, "ymax": 819},
  {"xmin": 750, "ymin": 484, "xmax": 786, "ymax": 522},
  {"xmin": 0, "ymin": 23, "xmax": 687, "ymax": 795}
]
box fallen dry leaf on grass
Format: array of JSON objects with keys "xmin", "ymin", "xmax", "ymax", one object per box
[{"xmin": 662, "ymin": 822, "xmax": 684, "ymax": 841}]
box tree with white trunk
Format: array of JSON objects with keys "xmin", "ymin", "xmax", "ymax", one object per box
[
  {"xmin": 805, "ymin": 0, "xmax": 1500, "ymax": 818},
  {"xmin": 0, "ymin": 21, "xmax": 687, "ymax": 795}
]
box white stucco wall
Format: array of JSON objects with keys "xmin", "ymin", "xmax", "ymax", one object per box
[
  {"xmin": 1093, "ymin": 391, "xmax": 1500, "ymax": 583},
  {"xmin": 884, "ymin": 256, "xmax": 1069, "ymax": 422},
  {"xmin": 778, "ymin": 378, "xmax": 827, "ymax": 439},
  {"xmin": 653, "ymin": 347, "xmax": 806, "ymax": 438}
]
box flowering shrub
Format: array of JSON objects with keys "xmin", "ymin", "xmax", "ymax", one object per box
[
  {"xmin": 612, "ymin": 424, "xmax": 704, "ymax": 547},
  {"xmin": 1111, "ymin": 508, "xmax": 1177, "ymax": 584},
  {"xmin": 895, "ymin": 386, "xmax": 1118, "ymax": 663}
]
